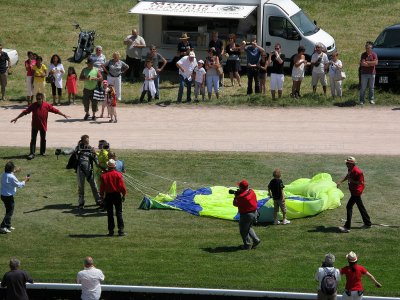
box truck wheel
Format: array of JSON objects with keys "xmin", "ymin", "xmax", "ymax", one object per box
[{"xmin": 74, "ymin": 48, "xmax": 84, "ymax": 62}]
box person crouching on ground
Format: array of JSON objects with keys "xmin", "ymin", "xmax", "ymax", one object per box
[
  {"xmin": 268, "ymin": 168, "xmax": 290, "ymax": 225},
  {"xmin": 75, "ymin": 135, "xmax": 102, "ymax": 209},
  {"xmin": 315, "ymin": 253, "xmax": 340, "ymax": 300},
  {"xmin": 232, "ymin": 179, "xmax": 261, "ymax": 250},
  {"xmin": 1, "ymin": 162, "xmax": 29, "ymax": 234},
  {"xmin": 100, "ymin": 159, "xmax": 127, "ymax": 236}
]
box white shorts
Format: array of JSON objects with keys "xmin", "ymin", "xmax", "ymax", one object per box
[
  {"xmin": 270, "ymin": 73, "xmax": 284, "ymax": 91},
  {"xmin": 312, "ymin": 72, "xmax": 327, "ymax": 87},
  {"xmin": 26, "ymin": 76, "xmax": 33, "ymax": 96}
]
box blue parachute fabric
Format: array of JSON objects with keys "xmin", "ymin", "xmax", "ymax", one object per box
[{"xmin": 164, "ymin": 187, "xmax": 212, "ymax": 216}]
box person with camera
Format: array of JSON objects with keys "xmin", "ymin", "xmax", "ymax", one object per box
[
  {"xmin": 232, "ymin": 179, "xmax": 261, "ymax": 250},
  {"xmin": 311, "ymin": 42, "xmax": 329, "ymax": 96},
  {"xmin": 205, "ymin": 47, "xmax": 221, "ymax": 100},
  {"xmin": 75, "ymin": 135, "xmax": 103, "ymax": 210},
  {"xmin": 100, "ymin": 159, "xmax": 127, "ymax": 236},
  {"xmin": 269, "ymin": 43, "xmax": 285, "ymax": 100},
  {"xmin": 240, "ymin": 37, "xmax": 265, "ymax": 96},
  {"xmin": 10, "ymin": 92, "xmax": 69, "ymax": 160},
  {"xmin": 0, "ymin": 43, "xmax": 11, "ymax": 101}
]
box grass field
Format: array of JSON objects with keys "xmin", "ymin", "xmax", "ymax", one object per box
[
  {"xmin": 0, "ymin": 148, "xmax": 399, "ymax": 296},
  {"xmin": 1, "ymin": 0, "xmax": 400, "ymax": 106}
]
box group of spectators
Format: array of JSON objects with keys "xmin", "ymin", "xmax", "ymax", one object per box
[{"xmin": 1, "ymin": 256, "xmax": 104, "ymax": 300}]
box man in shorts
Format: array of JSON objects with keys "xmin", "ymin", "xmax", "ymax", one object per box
[{"xmin": 311, "ymin": 42, "xmax": 329, "ymax": 95}]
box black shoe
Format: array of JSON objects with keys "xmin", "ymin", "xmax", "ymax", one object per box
[
  {"xmin": 252, "ymin": 239, "xmax": 261, "ymax": 249},
  {"xmin": 92, "ymin": 115, "xmax": 96, "ymax": 121},
  {"xmin": 107, "ymin": 232, "xmax": 114, "ymax": 236},
  {"xmin": 118, "ymin": 232, "xmax": 126, "ymax": 236},
  {"xmin": 27, "ymin": 154, "xmax": 35, "ymax": 160},
  {"xmin": 83, "ymin": 113, "xmax": 89, "ymax": 120},
  {"xmin": 155, "ymin": 95, "xmax": 159, "ymax": 100},
  {"xmin": 40, "ymin": 153, "xmax": 46, "ymax": 156},
  {"xmin": 78, "ymin": 205, "xmax": 84, "ymax": 211}
]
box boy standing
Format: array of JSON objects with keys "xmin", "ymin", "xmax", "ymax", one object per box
[
  {"xmin": 193, "ymin": 60, "xmax": 206, "ymax": 101},
  {"xmin": 268, "ymin": 168, "xmax": 290, "ymax": 225}
]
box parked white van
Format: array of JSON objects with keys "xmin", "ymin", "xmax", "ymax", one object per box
[{"xmin": 129, "ymin": 0, "xmax": 336, "ymax": 67}]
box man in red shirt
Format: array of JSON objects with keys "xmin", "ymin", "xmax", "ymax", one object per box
[
  {"xmin": 337, "ymin": 157, "xmax": 372, "ymax": 233},
  {"xmin": 100, "ymin": 159, "xmax": 127, "ymax": 236},
  {"xmin": 233, "ymin": 179, "xmax": 261, "ymax": 250},
  {"xmin": 10, "ymin": 93, "xmax": 69, "ymax": 160}
]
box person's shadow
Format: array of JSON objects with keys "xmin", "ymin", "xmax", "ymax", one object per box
[
  {"xmin": 202, "ymin": 245, "xmax": 243, "ymax": 253},
  {"xmin": 308, "ymin": 226, "xmax": 342, "ymax": 233}
]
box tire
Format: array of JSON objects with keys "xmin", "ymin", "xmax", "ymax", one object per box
[{"xmin": 74, "ymin": 48, "xmax": 84, "ymax": 62}]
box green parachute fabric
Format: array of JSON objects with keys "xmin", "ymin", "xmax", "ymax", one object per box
[{"xmin": 139, "ymin": 173, "xmax": 344, "ymax": 222}]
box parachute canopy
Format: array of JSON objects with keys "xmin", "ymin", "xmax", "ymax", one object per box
[{"xmin": 139, "ymin": 173, "xmax": 344, "ymax": 222}]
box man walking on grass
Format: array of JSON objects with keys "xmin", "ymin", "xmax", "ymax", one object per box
[{"xmin": 337, "ymin": 156, "xmax": 372, "ymax": 233}]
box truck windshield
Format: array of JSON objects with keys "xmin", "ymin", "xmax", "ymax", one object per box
[
  {"xmin": 374, "ymin": 29, "xmax": 400, "ymax": 48},
  {"xmin": 290, "ymin": 10, "xmax": 319, "ymax": 36}
]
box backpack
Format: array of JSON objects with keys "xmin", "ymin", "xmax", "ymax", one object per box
[{"xmin": 321, "ymin": 268, "xmax": 337, "ymax": 295}]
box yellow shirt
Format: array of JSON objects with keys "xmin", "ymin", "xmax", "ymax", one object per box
[{"xmin": 32, "ymin": 64, "xmax": 48, "ymax": 84}]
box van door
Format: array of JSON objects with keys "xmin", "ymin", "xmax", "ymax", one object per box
[{"xmin": 263, "ymin": 6, "xmax": 301, "ymax": 66}]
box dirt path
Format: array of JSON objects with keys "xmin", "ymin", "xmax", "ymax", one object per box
[{"xmin": 1, "ymin": 104, "xmax": 399, "ymax": 155}]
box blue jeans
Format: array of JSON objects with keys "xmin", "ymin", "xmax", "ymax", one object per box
[
  {"xmin": 177, "ymin": 75, "xmax": 192, "ymax": 102},
  {"xmin": 154, "ymin": 74, "xmax": 160, "ymax": 98},
  {"xmin": 1, "ymin": 195, "xmax": 15, "ymax": 229},
  {"xmin": 359, "ymin": 74, "xmax": 375, "ymax": 103}
]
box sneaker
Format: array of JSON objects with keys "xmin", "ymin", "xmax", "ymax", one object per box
[
  {"xmin": 274, "ymin": 220, "xmax": 281, "ymax": 225},
  {"xmin": 107, "ymin": 232, "xmax": 114, "ymax": 236},
  {"xmin": 40, "ymin": 153, "xmax": 47, "ymax": 156},
  {"xmin": 108, "ymin": 119, "xmax": 113, "ymax": 123},
  {"xmin": 252, "ymin": 240, "xmax": 261, "ymax": 249},
  {"xmin": 91, "ymin": 115, "xmax": 96, "ymax": 121},
  {"xmin": 282, "ymin": 219, "xmax": 291, "ymax": 225},
  {"xmin": 0, "ymin": 228, "xmax": 11, "ymax": 233},
  {"xmin": 114, "ymin": 120, "xmax": 118, "ymax": 123},
  {"xmin": 27, "ymin": 154, "xmax": 35, "ymax": 160},
  {"xmin": 118, "ymin": 232, "xmax": 126, "ymax": 236},
  {"xmin": 359, "ymin": 101, "xmax": 364, "ymax": 105},
  {"xmin": 9, "ymin": 227, "xmax": 15, "ymax": 231},
  {"xmin": 339, "ymin": 226, "xmax": 350, "ymax": 233},
  {"xmin": 369, "ymin": 100, "xmax": 375, "ymax": 104},
  {"xmin": 361, "ymin": 224, "xmax": 372, "ymax": 229},
  {"xmin": 239, "ymin": 244, "xmax": 252, "ymax": 250},
  {"xmin": 83, "ymin": 113, "xmax": 90, "ymax": 120}
]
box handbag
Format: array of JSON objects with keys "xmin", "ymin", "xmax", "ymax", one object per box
[
  {"xmin": 45, "ymin": 74, "xmax": 55, "ymax": 84},
  {"xmin": 334, "ymin": 69, "xmax": 346, "ymax": 81},
  {"xmin": 93, "ymin": 86, "xmax": 105, "ymax": 101},
  {"xmin": 216, "ymin": 65, "xmax": 224, "ymax": 76}
]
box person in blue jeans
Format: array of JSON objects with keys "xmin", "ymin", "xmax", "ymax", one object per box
[
  {"xmin": 176, "ymin": 51, "xmax": 197, "ymax": 103},
  {"xmin": 241, "ymin": 38, "xmax": 265, "ymax": 95},
  {"xmin": 359, "ymin": 41, "xmax": 378, "ymax": 105},
  {"xmin": 1, "ymin": 162, "xmax": 29, "ymax": 234}
]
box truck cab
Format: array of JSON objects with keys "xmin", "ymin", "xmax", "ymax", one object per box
[{"xmin": 129, "ymin": 0, "xmax": 335, "ymax": 67}]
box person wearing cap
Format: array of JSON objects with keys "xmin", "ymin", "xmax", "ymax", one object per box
[
  {"xmin": 100, "ymin": 159, "xmax": 127, "ymax": 236},
  {"xmin": 340, "ymin": 251, "xmax": 382, "ymax": 299},
  {"xmin": 124, "ymin": 28, "xmax": 146, "ymax": 82},
  {"xmin": 176, "ymin": 51, "xmax": 197, "ymax": 103},
  {"xmin": 103, "ymin": 51, "xmax": 129, "ymax": 101},
  {"xmin": 90, "ymin": 45, "xmax": 107, "ymax": 79},
  {"xmin": 240, "ymin": 37, "xmax": 265, "ymax": 95},
  {"xmin": 79, "ymin": 58, "xmax": 102, "ymax": 120},
  {"xmin": 315, "ymin": 253, "xmax": 341, "ymax": 300},
  {"xmin": 193, "ymin": 59, "xmax": 206, "ymax": 101},
  {"xmin": 337, "ymin": 157, "xmax": 372, "ymax": 233},
  {"xmin": 10, "ymin": 93, "xmax": 69, "ymax": 160},
  {"xmin": 177, "ymin": 33, "xmax": 193, "ymax": 59},
  {"xmin": 232, "ymin": 179, "xmax": 261, "ymax": 250},
  {"xmin": 77, "ymin": 256, "xmax": 105, "ymax": 300}
]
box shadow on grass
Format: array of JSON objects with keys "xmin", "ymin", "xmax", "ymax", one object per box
[
  {"xmin": 201, "ymin": 245, "xmax": 242, "ymax": 253},
  {"xmin": 1, "ymin": 154, "xmax": 29, "ymax": 160},
  {"xmin": 156, "ymin": 101, "xmax": 172, "ymax": 107},
  {"xmin": 333, "ymin": 99, "xmax": 358, "ymax": 107},
  {"xmin": 1, "ymin": 104, "xmax": 28, "ymax": 110},
  {"xmin": 308, "ymin": 225, "xmax": 341, "ymax": 233},
  {"xmin": 69, "ymin": 234, "xmax": 108, "ymax": 238},
  {"xmin": 24, "ymin": 203, "xmax": 106, "ymax": 217},
  {"xmin": 55, "ymin": 118, "xmax": 87, "ymax": 123}
]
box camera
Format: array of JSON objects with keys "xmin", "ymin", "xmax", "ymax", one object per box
[
  {"xmin": 55, "ymin": 149, "xmax": 62, "ymax": 156},
  {"xmin": 229, "ymin": 189, "xmax": 239, "ymax": 195}
]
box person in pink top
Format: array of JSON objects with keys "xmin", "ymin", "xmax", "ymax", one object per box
[
  {"xmin": 24, "ymin": 51, "xmax": 36, "ymax": 104},
  {"xmin": 65, "ymin": 66, "xmax": 78, "ymax": 105},
  {"xmin": 10, "ymin": 93, "xmax": 69, "ymax": 160},
  {"xmin": 340, "ymin": 251, "xmax": 381, "ymax": 300}
]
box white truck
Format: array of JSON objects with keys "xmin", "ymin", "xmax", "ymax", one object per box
[{"xmin": 129, "ymin": 0, "xmax": 336, "ymax": 67}]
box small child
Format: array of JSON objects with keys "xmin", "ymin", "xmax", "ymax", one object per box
[
  {"xmin": 1, "ymin": 161, "xmax": 29, "ymax": 234},
  {"xmin": 193, "ymin": 60, "xmax": 206, "ymax": 101},
  {"xmin": 140, "ymin": 59, "xmax": 156, "ymax": 102},
  {"xmin": 108, "ymin": 151, "xmax": 125, "ymax": 173},
  {"xmin": 268, "ymin": 168, "xmax": 290, "ymax": 225},
  {"xmin": 99, "ymin": 80, "xmax": 110, "ymax": 119},
  {"xmin": 65, "ymin": 66, "xmax": 78, "ymax": 105},
  {"xmin": 106, "ymin": 85, "xmax": 117, "ymax": 123}
]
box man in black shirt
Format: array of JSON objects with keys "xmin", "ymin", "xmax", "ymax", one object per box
[
  {"xmin": 0, "ymin": 44, "xmax": 11, "ymax": 101},
  {"xmin": 1, "ymin": 258, "xmax": 33, "ymax": 300}
]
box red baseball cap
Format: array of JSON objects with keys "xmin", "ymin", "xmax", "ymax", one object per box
[{"xmin": 237, "ymin": 179, "xmax": 249, "ymax": 189}]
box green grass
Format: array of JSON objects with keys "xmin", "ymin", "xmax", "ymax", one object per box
[
  {"xmin": 0, "ymin": 147, "xmax": 399, "ymax": 296},
  {"xmin": 1, "ymin": 0, "xmax": 400, "ymax": 106}
]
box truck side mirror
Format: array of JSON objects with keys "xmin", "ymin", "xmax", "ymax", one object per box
[{"xmin": 314, "ymin": 20, "xmax": 317, "ymax": 26}]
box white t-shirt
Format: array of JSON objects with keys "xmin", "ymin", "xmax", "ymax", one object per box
[
  {"xmin": 311, "ymin": 52, "xmax": 329, "ymax": 74},
  {"xmin": 48, "ymin": 63, "xmax": 65, "ymax": 88},
  {"xmin": 194, "ymin": 66, "xmax": 206, "ymax": 84},
  {"xmin": 329, "ymin": 59, "xmax": 343, "ymax": 77},
  {"xmin": 177, "ymin": 56, "xmax": 197, "ymax": 80},
  {"xmin": 77, "ymin": 266, "xmax": 105, "ymax": 300},
  {"xmin": 315, "ymin": 267, "xmax": 341, "ymax": 290}
]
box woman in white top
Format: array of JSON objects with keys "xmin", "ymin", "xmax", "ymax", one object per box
[
  {"xmin": 48, "ymin": 54, "xmax": 65, "ymax": 105},
  {"xmin": 329, "ymin": 51, "xmax": 343, "ymax": 98},
  {"xmin": 315, "ymin": 253, "xmax": 341, "ymax": 300},
  {"xmin": 291, "ymin": 45, "xmax": 309, "ymax": 99}
]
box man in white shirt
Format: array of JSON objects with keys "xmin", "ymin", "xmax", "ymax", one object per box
[
  {"xmin": 315, "ymin": 253, "xmax": 341, "ymax": 300},
  {"xmin": 176, "ymin": 51, "xmax": 197, "ymax": 103},
  {"xmin": 311, "ymin": 42, "xmax": 329, "ymax": 95},
  {"xmin": 124, "ymin": 29, "xmax": 146, "ymax": 82},
  {"xmin": 77, "ymin": 257, "xmax": 105, "ymax": 300}
]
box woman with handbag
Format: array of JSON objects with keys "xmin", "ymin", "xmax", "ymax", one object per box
[
  {"xmin": 329, "ymin": 52, "xmax": 343, "ymax": 98},
  {"xmin": 205, "ymin": 47, "xmax": 220, "ymax": 100},
  {"xmin": 48, "ymin": 54, "xmax": 65, "ymax": 105},
  {"xmin": 103, "ymin": 52, "xmax": 129, "ymax": 101}
]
